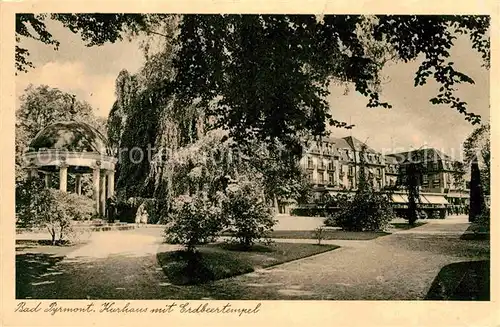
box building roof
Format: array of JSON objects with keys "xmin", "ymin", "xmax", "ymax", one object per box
[
  {"xmin": 387, "ymin": 147, "xmax": 453, "ymax": 164},
  {"xmin": 342, "ymin": 136, "xmax": 379, "ymax": 154},
  {"xmin": 28, "ymin": 121, "xmax": 112, "ymax": 156},
  {"xmin": 383, "ymin": 155, "xmax": 399, "ymax": 164}
]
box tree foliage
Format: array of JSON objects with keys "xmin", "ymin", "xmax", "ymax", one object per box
[
  {"xmin": 17, "ymin": 14, "xmax": 490, "ymax": 152},
  {"xmin": 173, "ymin": 15, "xmax": 490, "ymax": 151},
  {"xmin": 463, "ymin": 123, "xmax": 490, "ymax": 195}
]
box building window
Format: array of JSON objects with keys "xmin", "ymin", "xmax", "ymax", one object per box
[
  {"xmin": 422, "ymin": 174, "xmax": 429, "ymax": 186},
  {"xmin": 348, "ymin": 166, "xmax": 355, "ymax": 176},
  {"xmin": 433, "ymin": 176, "xmax": 440, "ymax": 187},
  {"xmin": 307, "ymin": 172, "xmax": 314, "ymax": 183},
  {"xmin": 329, "ymin": 173, "xmax": 335, "ymax": 185},
  {"xmin": 307, "ymin": 157, "xmax": 313, "ymax": 169},
  {"xmin": 377, "ymin": 168, "xmax": 381, "ymax": 176},
  {"xmin": 328, "ymin": 161, "xmax": 335, "ymax": 171}
]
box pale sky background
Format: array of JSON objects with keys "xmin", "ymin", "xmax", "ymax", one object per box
[{"xmin": 15, "ymin": 18, "xmax": 490, "ymax": 160}]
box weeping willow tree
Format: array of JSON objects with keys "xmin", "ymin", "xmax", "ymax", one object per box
[{"xmin": 107, "ymin": 16, "xmax": 208, "ymax": 198}]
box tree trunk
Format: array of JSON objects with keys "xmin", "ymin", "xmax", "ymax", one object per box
[
  {"xmin": 49, "ymin": 229, "xmax": 56, "ymax": 245},
  {"xmin": 469, "ymin": 157, "xmax": 484, "ymax": 222},
  {"xmin": 273, "ymin": 195, "xmax": 279, "ymax": 215}
]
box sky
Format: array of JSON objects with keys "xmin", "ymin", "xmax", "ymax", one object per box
[{"xmin": 15, "ymin": 18, "xmax": 490, "ymax": 160}]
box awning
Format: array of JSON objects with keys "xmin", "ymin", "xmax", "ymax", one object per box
[
  {"xmin": 421, "ymin": 194, "xmax": 449, "ymax": 205},
  {"xmin": 391, "ymin": 194, "xmax": 408, "ymax": 203},
  {"xmin": 390, "ymin": 193, "xmax": 448, "ymax": 206},
  {"xmin": 446, "ymin": 193, "xmax": 469, "ymax": 199},
  {"xmin": 419, "ymin": 196, "xmax": 430, "ymax": 204}
]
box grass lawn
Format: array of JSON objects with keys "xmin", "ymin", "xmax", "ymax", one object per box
[
  {"xmin": 389, "ymin": 221, "xmax": 427, "ymax": 230},
  {"xmin": 269, "ymin": 230, "xmax": 389, "ymax": 240},
  {"xmin": 460, "ymin": 224, "xmax": 490, "ymax": 240},
  {"xmin": 157, "ymin": 242, "xmax": 339, "ymax": 285},
  {"xmin": 425, "ymin": 260, "xmax": 490, "ymax": 300},
  {"xmin": 250, "ymin": 222, "xmax": 427, "ymax": 241}
]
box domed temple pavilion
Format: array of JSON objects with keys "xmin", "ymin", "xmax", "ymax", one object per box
[{"xmin": 23, "ymin": 121, "xmax": 117, "ymax": 217}]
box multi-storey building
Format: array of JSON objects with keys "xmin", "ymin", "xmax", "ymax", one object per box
[
  {"xmin": 291, "ymin": 136, "xmax": 469, "ymax": 217},
  {"xmin": 300, "ymin": 136, "xmax": 386, "ymax": 195},
  {"xmin": 385, "ymin": 148, "xmax": 469, "ymax": 212}
]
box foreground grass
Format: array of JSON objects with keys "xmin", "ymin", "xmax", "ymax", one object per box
[
  {"xmin": 460, "ymin": 224, "xmax": 490, "ymax": 240},
  {"xmin": 157, "ymin": 242, "xmax": 339, "ymax": 285},
  {"xmin": 425, "ymin": 260, "xmax": 490, "ymax": 300}
]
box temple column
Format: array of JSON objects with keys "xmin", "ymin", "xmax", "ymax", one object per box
[
  {"xmin": 107, "ymin": 170, "xmax": 115, "ymax": 198},
  {"xmin": 99, "ymin": 171, "xmax": 106, "ymax": 217},
  {"xmin": 75, "ymin": 174, "xmax": 82, "ymax": 195},
  {"xmin": 93, "ymin": 166, "xmax": 101, "ymax": 216},
  {"xmin": 44, "ymin": 173, "xmax": 50, "ymax": 188},
  {"xmin": 59, "ymin": 164, "xmax": 68, "ymax": 192}
]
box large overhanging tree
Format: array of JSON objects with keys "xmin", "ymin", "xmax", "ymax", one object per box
[
  {"xmin": 16, "ymin": 14, "xmax": 490, "ymax": 138},
  {"xmin": 16, "ymin": 14, "xmax": 490, "ymax": 200}
]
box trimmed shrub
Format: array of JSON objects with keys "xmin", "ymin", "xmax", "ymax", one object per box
[
  {"xmin": 328, "ymin": 191, "xmax": 395, "ymax": 231},
  {"xmin": 223, "ymin": 179, "xmax": 275, "ymax": 249},
  {"xmin": 164, "ymin": 192, "xmax": 225, "ymax": 252},
  {"xmin": 59, "ymin": 192, "xmax": 95, "ymax": 221},
  {"xmin": 16, "ymin": 178, "xmax": 94, "ymax": 244}
]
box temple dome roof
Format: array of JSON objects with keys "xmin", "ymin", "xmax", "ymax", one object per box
[{"xmin": 28, "ymin": 121, "xmax": 112, "ymax": 156}]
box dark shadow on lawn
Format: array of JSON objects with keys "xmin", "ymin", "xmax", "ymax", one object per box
[
  {"xmin": 216, "ymin": 242, "xmax": 274, "ymax": 252},
  {"xmin": 390, "ymin": 222, "xmax": 426, "ymax": 230},
  {"xmin": 157, "ymin": 250, "xmax": 254, "ymax": 286},
  {"xmin": 16, "ymin": 253, "xmax": 66, "ymax": 299},
  {"xmin": 157, "ymin": 242, "xmax": 339, "ymax": 286},
  {"xmin": 460, "ymin": 225, "xmax": 490, "ymax": 241},
  {"xmin": 425, "ymin": 260, "xmax": 490, "ymax": 301}
]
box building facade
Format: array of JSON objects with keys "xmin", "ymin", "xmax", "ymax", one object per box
[{"xmin": 294, "ymin": 136, "xmax": 469, "ymax": 216}]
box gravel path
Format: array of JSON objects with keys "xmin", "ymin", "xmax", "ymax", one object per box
[
  {"xmin": 17, "ymin": 216, "xmax": 488, "ymax": 300},
  {"xmin": 205, "ymin": 218, "xmax": 489, "ymax": 300}
]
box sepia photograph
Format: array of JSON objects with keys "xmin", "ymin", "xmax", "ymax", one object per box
[{"xmin": 11, "ymin": 11, "xmax": 491, "ymax": 304}]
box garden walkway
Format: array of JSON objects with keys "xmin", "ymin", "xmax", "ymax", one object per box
[
  {"xmin": 208, "ymin": 216, "xmax": 485, "ymax": 300},
  {"xmin": 17, "ymin": 215, "xmax": 488, "ymax": 300}
]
